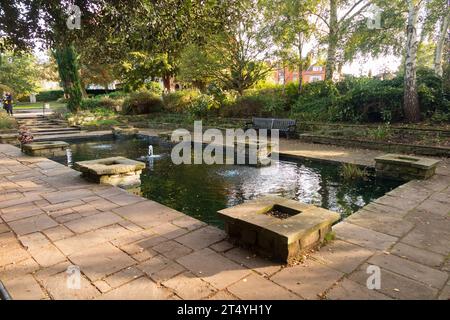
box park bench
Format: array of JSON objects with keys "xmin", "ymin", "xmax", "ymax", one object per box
[{"xmin": 244, "ymin": 117, "xmax": 297, "ymax": 139}]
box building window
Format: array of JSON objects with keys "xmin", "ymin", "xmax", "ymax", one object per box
[
  {"xmin": 278, "ymin": 70, "xmax": 285, "ymax": 84},
  {"xmin": 312, "ymin": 66, "xmax": 322, "ymax": 72},
  {"xmin": 309, "ymin": 75, "xmax": 322, "ymax": 82}
]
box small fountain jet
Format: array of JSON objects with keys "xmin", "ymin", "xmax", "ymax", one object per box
[
  {"xmin": 138, "ymin": 145, "xmax": 162, "ymax": 170},
  {"xmin": 66, "ymin": 148, "xmax": 73, "ymax": 167}
]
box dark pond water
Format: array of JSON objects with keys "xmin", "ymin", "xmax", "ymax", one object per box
[{"xmin": 51, "ymin": 136, "xmax": 402, "ymax": 228}]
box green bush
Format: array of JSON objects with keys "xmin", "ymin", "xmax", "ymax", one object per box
[
  {"xmin": 80, "ymin": 96, "xmax": 122, "ymax": 112},
  {"xmin": 416, "ymin": 68, "xmax": 445, "ymax": 115},
  {"xmin": 220, "ymin": 88, "xmax": 286, "ymax": 118},
  {"xmin": 334, "ymin": 78, "xmax": 403, "ymax": 122},
  {"xmin": 123, "ymin": 90, "xmax": 164, "ymax": 115},
  {"xmin": 292, "ymin": 81, "xmax": 338, "ymax": 121},
  {"xmin": 163, "ymin": 89, "xmax": 200, "ymax": 113},
  {"xmin": 0, "ymin": 112, "xmax": 17, "ymax": 130},
  {"xmin": 187, "ymin": 94, "xmax": 220, "ymax": 118},
  {"xmin": 144, "ymin": 82, "xmax": 163, "ymax": 95},
  {"xmin": 103, "ymin": 91, "xmax": 127, "ymax": 100},
  {"xmin": 36, "ymin": 90, "xmax": 64, "ymax": 102},
  {"xmin": 290, "ymin": 70, "xmax": 447, "ymax": 123}
]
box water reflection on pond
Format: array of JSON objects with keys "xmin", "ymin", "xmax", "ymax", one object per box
[{"xmin": 52, "ymin": 137, "xmax": 402, "ymax": 228}]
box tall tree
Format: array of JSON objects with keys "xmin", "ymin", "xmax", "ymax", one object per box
[
  {"xmin": 0, "ymin": 51, "xmax": 40, "ymax": 96},
  {"xmin": 53, "ymin": 45, "xmax": 83, "ymax": 112},
  {"xmin": 262, "ymin": 0, "xmax": 316, "ymax": 92},
  {"xmin": 433, "ymin": 8, "xmax": 449, "ymax": 76},
  {"xmin": 403, "ymin": 0, "xmax": 424, "ymax": 122},
  {"xmin": 310, "ymin": 0, "xmax": 372, "ymax": 80},
  {"xmin": 205, "ymin": 1, "xmax": 273, "ymax": 95}
]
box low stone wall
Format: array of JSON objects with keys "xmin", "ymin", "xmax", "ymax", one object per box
[
  {"xmin": 299, "ymin": 134, "xmax": 450, "ymax": 157},
  {"xmin": 22, "ymin": 141, "xmax": 68, "ymax": 157},
  {"xmin": 375, "ymin": 153, "xmax": 440, "ymax": 181},
  {"xmin": 112, "ymin": 126, "xmax": 139, "ymax": 138},
  {"xmin": 0, "ymin": 133, "xmax": 19, "ymax": 145}
]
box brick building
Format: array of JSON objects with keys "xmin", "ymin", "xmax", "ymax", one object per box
[{"xmin": 273, "ymin": 65, "xmax": 326, "ymax": 84}]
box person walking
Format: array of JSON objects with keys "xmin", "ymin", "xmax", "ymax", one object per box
[{"xmin": 4, "ymin": 92, "xmax": 13, "ymax": 116}]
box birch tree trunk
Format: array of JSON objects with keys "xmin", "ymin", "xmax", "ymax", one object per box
[
  {"xmin": 403, "ymin": 0, "xmax": 422, "ymax": 123},
  {"xmin": 325, "ymin": 0, "xmax": 339, "ymax": 80},
  {"xmin": 297, "ymin": 36, "xmax": 303, "ymax": 93},
  {"xmin": 434, "ymin": 11, "xmax": 449, "ymax": 77}
]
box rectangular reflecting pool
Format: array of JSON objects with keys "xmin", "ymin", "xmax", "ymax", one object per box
[{"xmin": 51, "ymin": 136, "xmax": 402, "ymax": 228}]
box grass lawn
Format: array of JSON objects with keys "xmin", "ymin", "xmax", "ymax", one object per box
[{"xmin": 15, "ymin": 101, "xmax": 67, "ymax": 112}]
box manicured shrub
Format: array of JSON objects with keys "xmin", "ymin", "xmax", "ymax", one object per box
[
  {"xmin": 36, "ymin": 90, "xmax": 65, "ymax": 102},
  {"xmin": 163, "ymin": 89, "xmax": 200, "ymax": 113},
  {"xmin": 122, "ymin": 90, "xmax": 164, "ymax": 115}
]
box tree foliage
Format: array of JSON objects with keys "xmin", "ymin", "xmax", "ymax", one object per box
[{"xmin": 0, "ymin": 51, "xmax": 40, "ymax": 96}]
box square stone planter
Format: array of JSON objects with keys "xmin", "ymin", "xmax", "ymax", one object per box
[
  {"xmin": 218, "ymin": 195, "xmax": 340, "ymax": 264},
  {"xmin": 375, "ymin": 153, "xmax": 440, "ymax": 181},
  {"xmin": 112, "ymin": 126, "xmax": 139, "ymax": 138},
  {"xmin": 22, "ymin": 141, "xmax": 69, "ymax": 157},
  {"xmin": 0, "ymin": 133, "xmax": 19, "ymax": 144},
  {"xmin": 74, "ymin": 156, "xmax": 146, "ymax": 188}
]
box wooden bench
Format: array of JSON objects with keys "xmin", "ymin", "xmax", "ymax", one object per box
[{"xmin": 244, "ymin": 117, "xmax": 297, "ymax": 138}]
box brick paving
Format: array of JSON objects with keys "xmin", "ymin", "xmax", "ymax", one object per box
[{"xmin": 0, "ymin": 141, "xmax": 449, "ymax": 300}]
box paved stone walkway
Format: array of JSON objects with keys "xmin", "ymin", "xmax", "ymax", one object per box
[{"xmin": 0, "ymin": 141, "xmax": 449, "ymax": 300}]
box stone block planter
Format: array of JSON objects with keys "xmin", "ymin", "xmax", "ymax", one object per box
[
  {"xmin": 74, "ymin": 156, "xmax": 145, "ymax": 188},
  {"xmin": 22, "ymin": 141, "xmax": 69, "ymax": 157},
  {"xmin": 218, "ymin": 195, "xmax": 340, "ymax": 264},
  {"xmin": 112, "ymin": 126, "xmax": 139, "ymax": 138},
  {"xmin": 0, "ymin": 133, "xmax": 19, "ymax": 144},
  {"xmin": 375, "ymin": 153, "xmax": 440, "ymax": 181}
]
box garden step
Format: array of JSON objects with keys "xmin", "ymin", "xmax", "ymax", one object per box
[
  {"xmin": 32, "ymin": 130, "xmax": 82, "ymax": 136},
  {"xmin": 30, "ymin": 128, "xmax": 80, "ymax": 133}
]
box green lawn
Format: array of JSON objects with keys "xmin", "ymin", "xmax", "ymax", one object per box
[{"xmin": 15, "ymin": 101, "xmax": 67, "ymax": 112}]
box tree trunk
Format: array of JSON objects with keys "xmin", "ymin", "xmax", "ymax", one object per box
[
  {"xmin": 403, "ymin": 1, "xmax": 422, "ymax": 123},
  {"xmin": 298, "ymin": 38, "xmax": 303, "ymax": 93},
  {"xmin": 162, "ymin": 74, "xmax": 172, "ymax": 93},
  {"xmin": 325, "ymin": 0, "xmax": 338, "ymax": 81},
  {"xmin": 434, "ymin": 11, "xmax": 449, "ymax": 77}
]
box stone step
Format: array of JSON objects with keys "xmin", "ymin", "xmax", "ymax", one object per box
[
  {"xmin": 32, "ymin": 130, "xmax": 82, "ymax": 136},
  {"xmin": 19, "ymin": 122, "xmax": 63, "ymax": 126},
  {"xmin": 31, "ymin": 128, "xmax": 80, "ymax": 133}
]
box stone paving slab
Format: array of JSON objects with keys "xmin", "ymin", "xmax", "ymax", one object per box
[
  {"xmin": 228, "ymin": 273, "xmax": 300, "ymax": 300},
  {"xmin": 177, "ymin": 248, "xmax": 251, "ymax": 290},
  {"xmin": 348, "ymin": 263, "xmax": 439, "ymax": 300},
  {"xmin": 326, "ymin": 278, "xmax": 391, "ymax": 300},
  {"xmin": 271, "ymin": 259, "xmax": 344, "ymax": 299},
  {"xmin": 1, "ymin": 142, "xmax": 449, "ymax": 300}
]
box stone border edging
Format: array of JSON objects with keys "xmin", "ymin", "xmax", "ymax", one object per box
[{"xmin": 299, "ymin": 134, "xmax": 450, "ymax": 157}]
